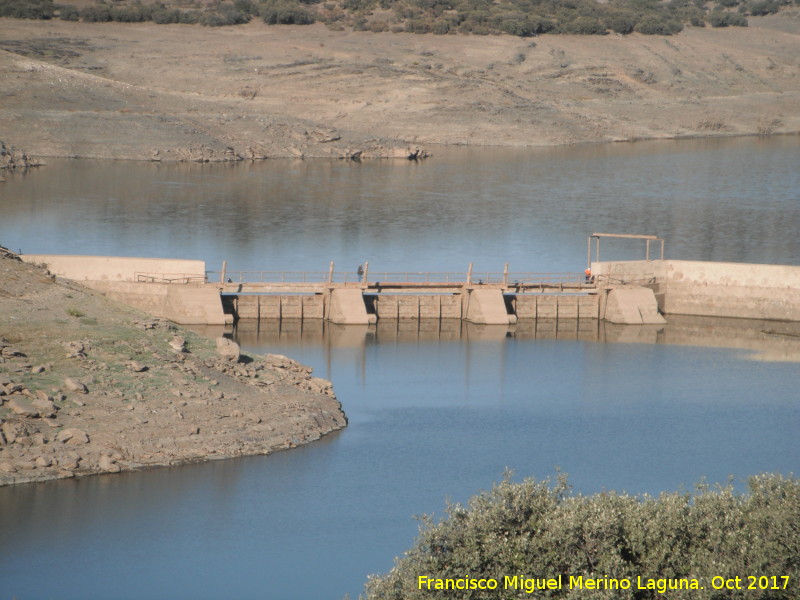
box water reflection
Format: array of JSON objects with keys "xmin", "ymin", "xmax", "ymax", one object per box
[
  {"xmin": 220, "ymin": 314, "xmax": 800, "ymax": 372},
  {"xmin": 1, "ymin": 136, "xmax": 798, "ymax": 273}
]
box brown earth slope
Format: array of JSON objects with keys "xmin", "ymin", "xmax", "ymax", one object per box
[
  {"xmin": 0, "ymin": 14, "xmax": 799, "ymax": 160},
  {"xmin": 0, "ymin": 250, "xmax": 347, "ymax": 486}
]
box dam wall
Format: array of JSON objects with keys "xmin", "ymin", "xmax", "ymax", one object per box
[
  {"xmin": 84, "ymin": 281, "xmax": 231, "ymax": 325},
  {"xmin": 21, "ymin": 254, "xmax": 229, "ymax": 325},
  {"xmin": 592, "ymin": 259, "xmax": 800, "ymax": 321},
  {"xmin": 21, "ymin": 254, "xmax": 206, "ymax": 282}
]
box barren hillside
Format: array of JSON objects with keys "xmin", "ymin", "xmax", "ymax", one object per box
[{"xmin": 1, "ymin": 13, "xmax": 799, "ymax": 160}]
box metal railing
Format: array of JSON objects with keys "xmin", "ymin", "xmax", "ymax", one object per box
[
  {"xmin": 594, "ymin": 273, "xmax": 657, "ymax": 286},
  {"xmin": 206, "ymin": 270, "xmax": 588, "ymax": 286},
  {"xmin": 135, "ymin": 272, "xmax": 207, "ymax": 284}
]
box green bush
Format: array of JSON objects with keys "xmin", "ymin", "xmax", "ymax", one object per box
[
  {"xmin": 634, "ymin": 13, "xmax": 683, "ymax": 33},
  {"xmin": 261, "ymin": 0, "xmax": 315, "ymax": 24},
  {"xmin": 709, "ymin": 9, "xmax": 748, "ymax": 24},
  {"xmin": 57, "ymin": 3, "xmax": 80, "ymax": 20},
  {"xmin": 151, "ymin": 7, "xmax": 181, "ymax": 23},
  {"xmin": 603, "ymin": 10, "xmax": 637, "ymax": 33},
  {"xmin": 559, "ymin": 15, "xmax": 607, "ymax": 33},
  {"xmin": 0, "ymin": 0, "xmax": 55, "ymax": 19},
  {"xmin": 747, "ymin": 0, "xmax": 780, "ymax": 14},
  {"xmin": 109, "ymin": 6, "xmax": 150, "ymax": 22},
  {"xmin": 79, "ymin": 4, "xmax": 112, "ymax": 21},
  {"xmin": 363, "ymin": 473, "xmax": 800, "ymax": 600}
]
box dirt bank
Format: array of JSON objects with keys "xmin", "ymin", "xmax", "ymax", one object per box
[
  {"xmin": 0, "ymin": 14, "xmax": 799, "ymax": 161},
  {"xmin": 0, "ymin": 249, "xmax": 347, "ymax": 486}
]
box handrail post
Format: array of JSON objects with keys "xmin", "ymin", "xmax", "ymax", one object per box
[
  {"xmin": 362, "ymin": 261, "xmax": 369, "ymax": 290},
  {"xmin": 328, "ymin": 261, "xmax": 334, "ymax": 284},
  {"xmin": 220, "ymin": 260, "xmax": 227, "ymax": 285},
  {"xmin": 503, "ymin": 262, "xmax": 509, "ymax": 286},
  {"xmin": 466, "ymin": 262, "xmax": 473, "ymax": 286}
]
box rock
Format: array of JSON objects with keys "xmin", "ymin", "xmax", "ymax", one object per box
[
  {"xmin": 169, "ymin": 336, "xmax": 186, "ymax": 352},
  {"xmin": 59, "ymin": 454, "xmax": 81, "ymax": 470},
  {"xmin": 0, "ymin": 462, "xmax": 17, "ymax": 473},
  {"xmin": 56, "ymin": 428, "xmax": 89, "ymax": 445},
  {"xmin": 98, "ymin": 454, "xmax": 121, "ymax": 473},
  {"xmin": 305, "ymin": 376, "xmax": 334, "ymax": 395},
  {"xmin": 35, "ymin": 456, "xmax": 52, "ymax": 468},
  {"xmin": 35, "ymin": 389, "xmax": 50, "ymax": 402},
  {"xmin": 42, "ymin": 418, "xmax": 61, "ymax": 428},
  {"xmin": 32, "ymin": 398, "xmax": 57, "ymax": 418},
  {"xmin": 216, "ymin": 337, "xmax": 240, "ymax": 362},
  {"xmin": 127, "ymin": 361, "xmax": 148, "ymax": 372},
  {"xmin": 30, "ymin": 365, "xmax": 46, "ymax": 374},
  {"xmin": 1, "ymin": 422, "xmax": 18, "ymax": 444},
  {"xmin": 7, "ymin": 397, "xmax": 39, "ymax": 417},
  {"xmin": 63, "ymin": 341, "xmax": 86, "ymax": 358},
  {"xmin": 58, "ymin": 469, "xmax": 75, "ymax": 478},
  {"xmin": 64, "ymin": 377, "xmax": 88, "ymax": 394}
]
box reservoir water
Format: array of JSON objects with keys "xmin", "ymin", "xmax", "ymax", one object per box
[{"xmin": 0, "ymin": 137, "xmax": 798, "ymax": 600}]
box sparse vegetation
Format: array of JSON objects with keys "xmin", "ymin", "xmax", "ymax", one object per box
[
  {"xmin": 363, "ymin": 472, "xmax": 800, "ymax": 600},
  {"xmin": 5, "ymin": 0, "xmax": 800, "ymax": 35}
]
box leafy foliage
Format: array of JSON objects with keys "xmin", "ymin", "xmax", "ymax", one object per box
[
  {"xmin": 363, "ymin": 472, "xmax": 800, "ymax": 600},
  {"xmin": 14, "ymin": 0, "xmax": 800, "ymax": 34}
]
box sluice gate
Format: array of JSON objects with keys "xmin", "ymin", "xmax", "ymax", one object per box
[{"xmin": 225, "ymin": 289, "xmax": 603, "ymax": 324}]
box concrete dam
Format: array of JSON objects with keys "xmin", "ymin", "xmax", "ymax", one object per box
[{"xmin": 21, "ymin": 248, "xmax": 800, "ymax": 327}]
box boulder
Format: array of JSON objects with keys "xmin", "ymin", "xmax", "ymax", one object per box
[
  {"xmin": 59, "ymin": 454, "xmax": 81, "ymax": 470},
  {"xmin": 56, "ymin": 428, "xmax": 89, "ymax": 445},
  {"xmin": 7, "ymin": 397, "xmax": 38, "ymax": 418},
  {"xmin": 64, "ymin": 377, "xmax": 88, "ymax": 394},
  {"xmin": 216, "ymin": 337, "xmax": 240, "ymax": 362},
  {"xmin": 35, "ymin": 456, "xmax": 52, "ymax": 468},
  {"xmin": 1, "ymin": 422, "xmax": 17, "ymax": 444},
  {"xmin": 98, "ymin": 454, "xmax": 121, "ymax": 473},
  {"xmin": 32, "ymin": 398, "xmax": 57, "ymax": 418},
  {"xmin": 169, "ymin": 336, "xmax": 187, "ymax": 352}
]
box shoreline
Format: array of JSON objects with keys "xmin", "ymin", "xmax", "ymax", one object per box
[
  {"xmin": 0, "ymin": 253, "xmax": 348, "ymax": 487},
  {"xmin": 6, "ymin": 130, "xmax": 799, "ymax": 168}
]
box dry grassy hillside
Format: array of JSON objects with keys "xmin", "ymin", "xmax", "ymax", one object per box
[{"xmin": 0, "ymin": 12, "xmax": 798, "ymax": 160}]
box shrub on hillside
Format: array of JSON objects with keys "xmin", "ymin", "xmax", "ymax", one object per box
[
  {"xmin": 559, "ymin": 15, "xmax": 607, "ymax": 34},
  {"xmin": 363, "ymin": 472, "xmax": 800, "ymax": 600},
  {"xmin": 57, "ymin": 3, "xmax": 80, "ymax": 21},
  {"xmin": 0, "ymin": 0, "xmax": 55, "ymax": 19},
  {"xmin": 603, "ymin": 10, "xmax": 638, "ymax": 33},
  {"xmin": 634, "ymin": 13, "xmax": 683, "ymax": 33},
  {"xmin": 261, "ymin": 0, "xmax": 315, "ymax": 24},
  {"xmin": 708, "ymin": 9, "xmax": 748, "ymax": 24},
  {"xmin": 747, "ymin": 0, "xmax": 780, "ymax": 14},
  {"xmin": 79, "ymin": 4, "xmax": 112, "ymax": 21}
]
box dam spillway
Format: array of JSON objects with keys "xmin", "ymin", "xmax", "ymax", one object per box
[{"xmin": 19, "ymin": 253, "xmax": 800, "ymax": 327}]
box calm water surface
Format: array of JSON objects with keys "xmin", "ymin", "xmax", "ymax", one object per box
[{"xmin": 0, "ymin": 137, "xmax": 798, "ymax": 600}]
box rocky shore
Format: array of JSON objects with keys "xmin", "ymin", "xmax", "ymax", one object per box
[{"xmin": 0, "ymin": 250, "xmax": 347, "ymax": 486}]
